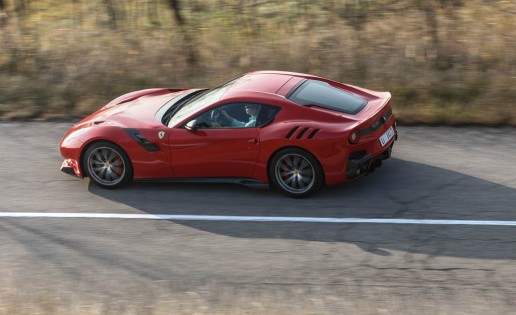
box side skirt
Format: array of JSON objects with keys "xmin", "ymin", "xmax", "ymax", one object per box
[{"xmin": 133, "ymin": 177, "xmax": 269, "ymax": 189}]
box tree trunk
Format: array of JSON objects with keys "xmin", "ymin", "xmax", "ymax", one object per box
[
  {"xmin": 423, "ymin": 2, "xmax": 440, "ymax": 55},
  {"xmin": 0, "ymin": 0, "xmax": 7, "ymax": 26},
  {"xmin": 167, "ymin": 0, "xmax": 184, "ymax": 26},
  {"xmin": 165, "ymin": 0, "xmax": 197, "ymax": 65},
  {"xmin": 103, "ymin": 0, "xmax": 117, "ymax": 29}
]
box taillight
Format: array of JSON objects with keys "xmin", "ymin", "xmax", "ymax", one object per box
[{"xmin": 348, "ymin": 129, "xmax": 360, "ymax": 145}]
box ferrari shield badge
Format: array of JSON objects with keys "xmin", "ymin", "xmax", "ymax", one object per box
[{"xmin": 158, "ymin": 131, "xmax": 165, "ymax": 139}]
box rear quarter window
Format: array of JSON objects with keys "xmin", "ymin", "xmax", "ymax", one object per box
[{"xmin": 288, "ymin": 80, "xmax": 367, "ymax": 115}]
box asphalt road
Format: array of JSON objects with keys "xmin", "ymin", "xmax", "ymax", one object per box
[{"xmin": 0, "ymin": 122, "xmax": 515, "ymax": 314}]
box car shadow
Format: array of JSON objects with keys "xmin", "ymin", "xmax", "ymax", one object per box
[{"xmin": 88, "ymin": 158, "xmax": 516, "ymax": 260}]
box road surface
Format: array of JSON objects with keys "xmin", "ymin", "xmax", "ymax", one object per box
[{"xmin": 0, "ymin": 122, "xmax": 515, "ymax": 314}]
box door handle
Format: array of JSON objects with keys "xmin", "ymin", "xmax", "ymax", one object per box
[{"xmin": 248, "ymin": 138, "xmax": 258, "ymax": 144}]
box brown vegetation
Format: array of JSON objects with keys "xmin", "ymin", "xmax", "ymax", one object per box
[{"xmin": 0, "ymin": 0, "xmax": 514, "ymax": 125}]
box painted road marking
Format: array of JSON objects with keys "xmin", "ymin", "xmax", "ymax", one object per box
[{"xmin": 0, "ymin": 213, "xmax": 516, "ymax": 226}]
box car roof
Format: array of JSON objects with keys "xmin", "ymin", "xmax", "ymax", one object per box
[{"xmin": 221, "ymin": 71, "xmax": 322, "ymax": 100}]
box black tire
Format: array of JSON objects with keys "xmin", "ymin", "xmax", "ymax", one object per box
[
  {"xmin": 269, "ymin": 148, "xmax": 324, "ymax": 198},
  {"xmin": 82, "ymin": 141, "xmax": 133, "ymax": 189}
]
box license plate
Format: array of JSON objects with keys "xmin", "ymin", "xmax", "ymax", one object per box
[{"xmin": 379, "ymin": 126, "xmax": 395, "ymax": 147}]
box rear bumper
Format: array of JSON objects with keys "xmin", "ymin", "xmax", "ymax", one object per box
[
  {"xmin": 346, "ymin": 141, "xmax": 395, "ymax": 180},
  {"xmin": 346, "ymin": 151, "xmax": 373, "ymax": 179},
  {"xmin": 369, "ymin": 143, "xmax": 393, "ymax": 171}
]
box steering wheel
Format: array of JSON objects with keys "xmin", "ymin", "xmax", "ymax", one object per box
[{"xmin": 210, "ymin": 108, "xmax": 229, "ymax": 126}]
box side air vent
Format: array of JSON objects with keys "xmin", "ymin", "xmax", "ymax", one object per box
[
  {"xmin": 296, "ymin": 127, "xmax": 310, "ymax": 139},
  {"xmin": 286, "ymin": 126, "xmax": 321, "ymax": 140},
  {"xmin": 123, "ymin": 128, "xmax": 159, "ymax": 152},
  {"xmin": 307, "ymin": 129, "xmax": 320, "ymax": 139},
  {"xmin": 286, "ymin": 126, "xmax": 300, "ymax": 139}
]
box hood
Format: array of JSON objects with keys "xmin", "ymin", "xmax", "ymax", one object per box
[{"xmin": 76, "ymin": 89, "xmax": 191, "ymax": 129}]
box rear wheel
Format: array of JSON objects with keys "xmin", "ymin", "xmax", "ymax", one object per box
[
  {"xmin": 83, "ymin": 141, "xmax": 133, "ymax": 188},
  {"xmin": 269, "ymin": 148, "xmax": 323, "ymax": 198}
]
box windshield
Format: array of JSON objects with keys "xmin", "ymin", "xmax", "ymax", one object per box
[{"xmin": 167, "ymin": 79, "xmax": 237, "ymax": 127}]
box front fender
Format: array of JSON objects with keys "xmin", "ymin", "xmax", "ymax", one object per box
[{"xmin": 66, "ymin": 125, "xmax": 173, "ymax": 180}]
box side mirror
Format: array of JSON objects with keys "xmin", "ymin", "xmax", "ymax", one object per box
[{"xmin": 185, "ymin": 119, "xmax": 198, "ymax": 132}]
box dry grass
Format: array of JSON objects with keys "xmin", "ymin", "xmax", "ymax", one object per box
[{"xmin": 0, "ymin": 0, "xmax": 514, "ymax": 125}]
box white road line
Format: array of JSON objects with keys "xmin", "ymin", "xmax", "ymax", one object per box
[{"xmin": 0, "ymin": 212, "xmax": 516, "ymax": 226}]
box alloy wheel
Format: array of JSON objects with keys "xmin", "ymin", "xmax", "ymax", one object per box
[
  {"xmin": 274, "ymin": 153, "xmax": 315, "ymax": 195},
  {"xmin": 87, "ymin": 146, "xmax": 126, "ymax": 186}
]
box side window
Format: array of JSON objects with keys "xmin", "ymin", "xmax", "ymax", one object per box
[
  {"xmin": 195, "ymin": 103, "xmax": 263, "ymax": 129},
  {"xmin": 256, "ymin": 105, "xmax": 281, "ymax": 127}
]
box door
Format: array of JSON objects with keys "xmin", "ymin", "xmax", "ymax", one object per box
[{"xmin": 168, "ymin": 103, "xmax": 261, "ymax": 178}]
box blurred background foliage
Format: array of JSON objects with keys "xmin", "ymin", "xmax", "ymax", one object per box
[{"xmin": 0, "ymin": 0, "xmax": 514, "ymax": 124}]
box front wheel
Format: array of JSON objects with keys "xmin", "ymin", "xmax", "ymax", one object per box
[
  {"xmin": 269, "ymin": 148, "xmax": 324, "ymax": 198},
  {"xmin": 83, "ymin": 141, "xmax": 133, "ymax": 188}
]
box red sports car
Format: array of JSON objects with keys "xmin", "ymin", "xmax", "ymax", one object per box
[{"xmin": 60, "ymin": 71, "xmax": 397, "ymax": 197}]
